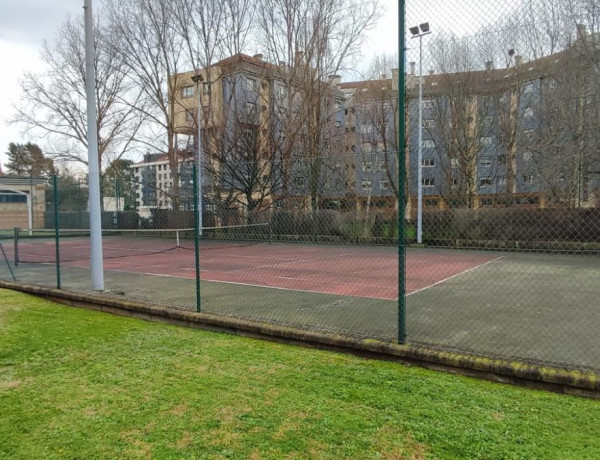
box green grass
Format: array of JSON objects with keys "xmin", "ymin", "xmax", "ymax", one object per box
[{"xmin": 1, "ymin": 289, "xmax": 599, "ymax": 459}]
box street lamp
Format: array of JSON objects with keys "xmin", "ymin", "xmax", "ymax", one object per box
[
  {"xmin": 410, "ymin": 22, "xmax": 431, "ymax": 244},
  {"xmin": 191, "ymin": 72, "xmax": 204, "ymax": 235}
]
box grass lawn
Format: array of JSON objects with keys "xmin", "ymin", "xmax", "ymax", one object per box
[{"xmin": 1, "ymin": 289, "xmax": 599, "ymax": 459}]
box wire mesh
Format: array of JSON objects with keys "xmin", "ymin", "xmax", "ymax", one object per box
[{"xmin": 2, "ymin": 0, "xmax": 600, "ymax": 373}]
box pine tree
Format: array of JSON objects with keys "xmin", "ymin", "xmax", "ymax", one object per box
[{"xmin": 5, "ymin": 143, "xmax": 55, "ymax": 178}]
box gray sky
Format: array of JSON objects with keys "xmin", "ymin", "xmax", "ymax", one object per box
[{"xmin": 0, "ymin": 0, "xmax": 512, "ymax": 171}]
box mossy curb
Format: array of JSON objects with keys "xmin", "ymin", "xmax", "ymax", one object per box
[{"xmin": 1, "ymin": 280, "xmax": 598, "ymax": 398}]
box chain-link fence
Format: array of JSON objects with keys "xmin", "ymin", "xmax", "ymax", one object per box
[{"xmin": 2, "ymin": 0, "xmax": 600, "ymax": 372}]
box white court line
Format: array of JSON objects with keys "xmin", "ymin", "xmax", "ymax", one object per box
[
  {"xmin": 100, "ymin": 268, "xmax": 395, "ymax": 301},
  {"xmin": 274, "ymin": 275, "xmax": 390, "ymax": 290},
  {"xmin": 200, "ymin": 252, "xmax": 352, "ymax": 273},
  {"xmin": 406, "ymin": 256, "xmax": 504, "ymax": 296}
]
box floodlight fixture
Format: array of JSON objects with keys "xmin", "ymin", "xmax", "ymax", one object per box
[
  {"xmin": 409, "ymin": 26, "xmax": 419, "ymax": 36},
  {"xmin": 191, "ymin": 73, "xmax": 204, "ymax": 83},
  {"xmin": 419, "ymin": 22, "xmax": 430, "ymax": 33}
]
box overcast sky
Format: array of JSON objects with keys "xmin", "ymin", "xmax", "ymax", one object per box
[{"xmin": 0, "ymin": 0, "xmax": 511, "ymax": 171}]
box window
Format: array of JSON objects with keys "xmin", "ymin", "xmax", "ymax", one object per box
[
  {"xmin": 451, "ymin": 178, "xmax": 458, "ymax": 187},
  {"xmin": 522, "ymin": 83, "xmax": 535, "ymax": 95},
  {"xmin": 425, "ymin": 199, "xmax": 439, "ymax": 207},
  {"xmin": 422, "ymin": 158, "xmax": 435, "ymax": 167},
  {"xmin": 423, "ymin": 119, "xmax": 435, "ymax": 128},
  {"xmin": 247, "ymin": 77, "xmax": 258, "ymax": 92},
  {"xmin": 497, "ymin": 155, "xmax": 507, "ymax": 165},
  {"xmin": 480, "ymin": 136, "xmax": 493, "ymax": 146},
  {"xmin": 523, "ymin": 174, "xmax": 534, "ymax": 184},
  {"xmin": 294, "ymin": 176, "xmax": 305, "ymax": 187},
  {"xmin": 362, "ymin": 162, "xmax": 372, "ymax": 172},
  {"xmin": 497, "ymin": 176, "xmax": 506, "ymax": 187},
  {"xmin": 481, "ymin": 198, "xmax": 493, "ymax": 206},
  {"xmin": 480, "ymin": 178, "xmax": 493, "ymax": 187},
  {"xmin": 380, "ymin": 180, "xmax": 390, "ymax": 190},
  {"xmin": 362, "ymin": 180, "xmax": 372, "ymax": 190},
  {"xmin": 185, "ymin": 109, "xmax": 194, "ymax": 122},
  {"xmin": 523, "ymin": 129, "xmax": 534, "ymax": 142},
  {"xmin": 359, "ymin": 124, "xmax": 374, "ymax": 134},
  {"xmin": 422, "ymin": 139, "xmax": 435, "ymax": 148},
  {"xmin": 480, "ymin": 158, "xmax": 493, "ymax": 167},
  {"xmin": 0, "ymin": 190, "xmax": 26, "ymax": 203},
  {"xmin": 246, "ymin": 101, "xmax": 256, "ymax": 117},
  {"xmin": 202, "ymin": 82, "xmax": 211, "ymax": 94},
  {"xmin": 450, "ymin": 158, "xmax": 459, "ymax": 167},
  {"xmin": 181, "ymin": 86, "xmax": 195, "ymax": 98},
  {"xmin": 523, "ymin": 151, "xmax": 533, "ymax": 161},
  {"xmin": 421, "ymin": 99, "xmax": 434, "ymax": 109},
  {"xmin": 524, "ymin": 106, "xmax": 534, "ymax": 118},
  {"xmin": 422, "ymin": 177, "xmax": 435, "ymax": 187},
  {"xmin": 483, "ymin": 116, "xmax": 493, "ymax": 125}
]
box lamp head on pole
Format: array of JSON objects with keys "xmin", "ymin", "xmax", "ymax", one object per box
[
  {"xmin": 409, "ymin": 26, "xmax": 419, "ymax": 36},
  {"xmin": 419, "ymin": 22, "xmax": 430, "ymax": 33},
  {"xmin": 191, "ymin": 73, "xmax": 204, "ymax": 84}
]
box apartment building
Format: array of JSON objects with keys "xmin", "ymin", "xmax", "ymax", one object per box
[{"xmin": 133, "ymin": 28, "xmax": 598, "ymax": 219}]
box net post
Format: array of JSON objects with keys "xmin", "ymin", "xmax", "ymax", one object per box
[
  {"xmin": 193, "ymin": 163, "xmax": 201, "ymax": 312},
  {"xmin": 53, "ymin": 175, "xmax": 61, "ymax": 289},
  {"xmin": 268, "ymin": 221, "xmax": 272, "ymax": 245},
  {"xmin": 13, "ymin": 227, "xmax": 19, "ymax": 266},
  {"xmin": 397, "ymin": 0, "xmax": 407, "ymax": 345},
  {"xmin": 176, "ymin": 229, "xmax": 180, "ymax": 248}
]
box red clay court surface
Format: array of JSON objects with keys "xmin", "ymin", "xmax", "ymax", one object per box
[{"xmin": 13, "ymin": 238, "xmax": 499, "ymax": 300}]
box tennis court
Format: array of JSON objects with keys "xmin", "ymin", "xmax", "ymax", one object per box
[
  {"xmin": 8, "ymin": 228, "xmax": 498, "ymax": 299},
  {"xmin": 3, "ymin": 230, "xmax": 600, "ymax": 369}
]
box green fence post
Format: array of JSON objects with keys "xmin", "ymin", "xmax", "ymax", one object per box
[
  {"xmin": 13, "ymin": 227, "xmax": 19, "ymax": 266},
  {"xmin": 397, "ymin": 0, "xmax": 407, "ymax": 344},
  {"xmin": 53, "ymin": 175, "xmax": 61, "ymax": 289},
  {"xmin": 193, "ymin": 163, "xmax": 201, "ymax": 312}
]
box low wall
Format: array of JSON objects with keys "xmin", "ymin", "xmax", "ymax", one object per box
[{"xmin": 1, "ymin": 281, "xmax": 598, "ymax": 399}]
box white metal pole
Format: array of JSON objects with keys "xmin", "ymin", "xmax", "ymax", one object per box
[
  {"xmin": 417, "ymin": 34, "xmax": 423, "ymax": 244},
  {"xmin": 84, "ymin": 0, "xmax": 104, "ymax": 290}
]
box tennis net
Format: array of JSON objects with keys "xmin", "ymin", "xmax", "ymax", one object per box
[{"xmin": 14, "ymin": 223, "xmax": 271, "ymax": 265}]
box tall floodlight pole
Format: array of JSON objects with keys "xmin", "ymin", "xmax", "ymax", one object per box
[
  {"xmin": 410, "ymin": 23, "xmax": 431, "ymax": 244},
  {"xmin": 84, "ymin": 0, "xmax": 104, "ymax": 290},
  {"xmin": 191, "ymin": 72, "xmax": 204, "ymax": 236}
]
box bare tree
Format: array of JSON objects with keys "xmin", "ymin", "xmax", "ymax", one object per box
[
  {"xmin": 105, "ymin": 0, "xmax": 190, "ymax": 208},
  {"xmin": 256, "ymin": 0, "xmax": 380, "ymax": 216},
  {"xmin": 11, "ymin": 14, "xmax": 143, "ymax": 169}
]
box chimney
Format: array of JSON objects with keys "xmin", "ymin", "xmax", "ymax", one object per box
[
  {"xmin": 409, "ymin": 61, "xmax": 416, "ymax": 75},
  {"xmin": 515, "ymin": 55, "xmax": 523, "ymax": 67},
  {"xmin": 485, "ymin": 61, "xmax": 493, "ymax": 71},
  {"xmin": 253, "ymin": 53, "xmax": 263, "ymax": 60},
  {"xmin": 295, "ymin": 50, "xmax": 304, "ymax": 65},
  {"xmin": 328, "ymin": 74, "xmax": 341, "ymax": 87},
  {"xmin": 381, "ymin": 73, "xmax": 387, "ymax": 80}
]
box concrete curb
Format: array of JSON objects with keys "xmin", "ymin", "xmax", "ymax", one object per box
[{"xmin": 1, "ymin": 280, "xmax": 598, "ymax": 398}]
